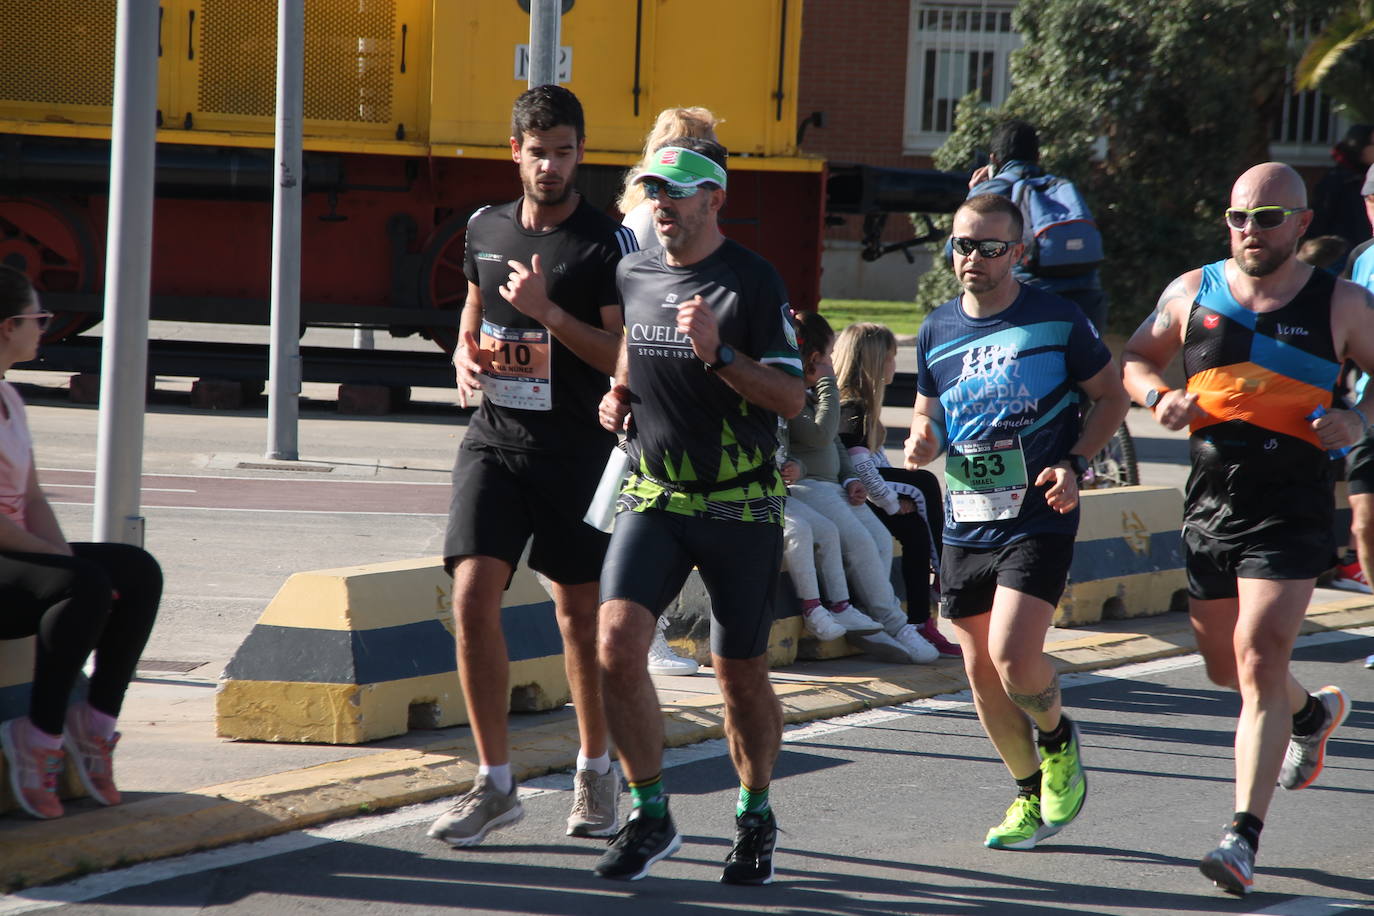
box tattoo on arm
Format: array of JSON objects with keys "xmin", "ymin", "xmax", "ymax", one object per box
[
  {"xmin": 1008, "ymin": 677, "xmax": 1060, "ymax": 714},
  {"xmin": 1152, "ymin": 307, "xmax": 1172, "ymax": 331},
  {"xmin": 1151, "ymin": 277, "xmax": 1187, "ymax": 331}
]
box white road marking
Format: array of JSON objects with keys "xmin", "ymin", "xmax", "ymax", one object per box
[
  {"xmin": 0, "ymin": 628, "xmax": 1367, "ymax": 913},
  {"xmin": 38, "ymin": 467, "xmax": 450, "ymax": 486},
  {"xmin": 45, "ymin": 502, "xmax": 446, "ymax": 517},
  {"xmin": 43, "ymin": 484, "xmax": 196, "ymax": 493}
]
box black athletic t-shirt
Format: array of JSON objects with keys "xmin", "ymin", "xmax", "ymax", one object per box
[
  {"xmin": 617, "ymin": 240, "xmax": 803, "ymax": 522},
  {"xmin": 462, "ymin": 196, "xmax": 638, "ymax": 453}
]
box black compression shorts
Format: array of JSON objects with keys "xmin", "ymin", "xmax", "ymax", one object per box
[
  {"xmin": 938, "ymin": 534, "xmax": 1075, "ymax": 619},
  {"xmin": 599, "ymin": 509, "xmax": 782, "ymax": 659},
  {"xmin": 1183, "ymin": 524, "xmax": 1336, "ymax": 600},
  {"xmin": 443, "ymin": 440, "xmax": 611, "ymax": 585},
  {"xmin": 1347, "ymin": 431, "xmax": 1374, "ymax": 496}
]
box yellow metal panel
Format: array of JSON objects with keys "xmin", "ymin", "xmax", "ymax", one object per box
[{"xmin": 0, "ymin": 0, "xmax": 116, "ymax": 126}]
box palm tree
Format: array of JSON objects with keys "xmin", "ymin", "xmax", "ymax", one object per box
[{"xmin": 1295, "ymin": 1, "xmax": 1374, "ymax": 123}]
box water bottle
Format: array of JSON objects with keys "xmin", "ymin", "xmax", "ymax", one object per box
[{"xmin": 1306, "ymin": 406, "xmax": 1352, "ymax": 460}]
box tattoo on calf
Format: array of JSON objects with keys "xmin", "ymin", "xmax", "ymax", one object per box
[{"xmin": 1008, "ymin": 678, "xmax": 1060, "ymax": 714}]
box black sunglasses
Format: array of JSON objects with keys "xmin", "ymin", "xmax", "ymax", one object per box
[
  {"xmin": 951, "ymin": 237, "xmax": 1018, "ymax": 258},
  {"xmin": 641, "ymin": 179, "xmax": 705, "ymax": 200}
]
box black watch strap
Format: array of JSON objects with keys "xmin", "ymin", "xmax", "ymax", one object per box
[{"xmin": 1066, "ymin": 453, "xmax": 1090, "ymax": 478}]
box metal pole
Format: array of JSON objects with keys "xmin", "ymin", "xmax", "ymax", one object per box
[
  {"xmin": 267, "ymin": 0, "xmax": 304, "ymax": 460},
  {"xmin": 528, "ymin": 0, "xmax": 562, "ymax": 87},
  {"xmin": 93, "ymin": 0, "xmax": 159, "ymax": 547}
]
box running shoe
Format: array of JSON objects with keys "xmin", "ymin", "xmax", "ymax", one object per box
[
  {"xmin": 1278, "ymin": 685, "xmax": 1349, "ymax": 790},
  {"xmin": 426, "ymin": 774, "xmax": 524, "ymax": 846},
  {"xmin": 567, "ymin": 767, "xmax": 620, "ymax": 838},
  {"xmin": 721, "ymin": 810, "xmax": 778, "ymax": 885},
  {"xmin": 594, "ymin": 803, "xmax": 682, "ymax": 881},
  {"xmin": 892, "ymin": 623, "xmax": 939, "ymax": 663},
  {"xmin": 984, "ymin": 794, "xmax": 1060, "ymax": 850},
  {"xmin": 801, "ymin": 606, "xmax": 847, "ymax": 641},
  {"xmin": 0, "ymin": 718, "xmax": 65, "ymax": 820},
  {"xmin": 828, "ymin": 603, "xmax": 882, "ymax": 635},
  {"xmin": 647, "ymin": 616, "xmax": 699, "ymax": 677},
  {"xmin": 62, "ymin": 704, "xmax": 121, "ymax": 806},
  {"xmin": 1039, "ymin": 718, "xmax": 1087, "ymax": 828},
  {"xmin": 1199, "ymin": 829, "xmax": 1254, "ymax": 896},
  {"xmin": 916, "ymin": 618, "xmax": 961, "ymax": 657},
  {"xmin": 1330, "ymin": 560, "xmax": 1372, "ymax": 594},
  {"xmin": 846, "ymin": 629, "xmax": 913, "ymax": 664}
]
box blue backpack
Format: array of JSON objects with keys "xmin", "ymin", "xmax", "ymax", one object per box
[{"xmin": 1011, "ymin": 173, "xmax": 1103, "ymax": 278}]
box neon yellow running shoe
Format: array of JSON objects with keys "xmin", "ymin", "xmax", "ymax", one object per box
[
  {"xmin": 1040, "ymin": 717, "xmax": 1087, "ymax": 828},
  {"xmin": 984, "ymin": 795, "xmax": 1061, "ymax": 850}
]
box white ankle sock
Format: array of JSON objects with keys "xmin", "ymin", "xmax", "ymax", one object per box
[
  {"xmin": 577, "ymin": 752, "xmax": 611, "ymax": 775},
  {"xmin": 478, "ymin": 763, "xmax": 513, "ymax": 794},
  {"xmin": 83, "ymin": 703, "xmax": 118, "ymax": 740},
  {"xmin": 22, "ymin": 718, "xmax": 63, "ymax": 750}
]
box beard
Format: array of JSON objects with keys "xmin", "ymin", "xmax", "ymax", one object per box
[
  {"xmin": 523, "ymin": 173, "xmax": 575, "ymax": 207},
  {"xmin": 1233, "ymin": 239, "xmax": 1292, "ymax": 278},
  {"xmin": 957, "ymin": 269, "xmax": 1000, "ymax": 293}
]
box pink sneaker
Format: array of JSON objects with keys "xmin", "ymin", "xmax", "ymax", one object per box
[
  {"xmin": 63, "ymin": 705, "xmax": 122, "ymax": 806},
  {"xmin": 917, "ymin": 618, "xmax": 961, "ymax": 658},
  {"xmin": 0, "ymin": 718, "xmax": 65, "ymax": 819}
]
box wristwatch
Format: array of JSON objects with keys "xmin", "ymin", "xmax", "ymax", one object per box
[
  {"xmin": 1143, "ymin": 387, "xmax": 1170, "ymax": 410},
  {"xmin": 706, "ymin": 343, "xmax": 735, "ymax": 371},
  {"xmin": 1063, "ymin": 453, "xmax": 1090, "ymax": 479}
]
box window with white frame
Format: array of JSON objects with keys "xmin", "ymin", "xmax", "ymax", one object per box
[
  {"xmin": 903, "ymin": 0, "xmax": 1020, "ymax": 156},
  {"xmin": 1270, "ymin": 17, "xmax": 1346, "ymax": 166}
]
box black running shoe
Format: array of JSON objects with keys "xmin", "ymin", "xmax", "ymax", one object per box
[
  {"xmin": 721, "ymin": 810, "xmax": 778, "ymax": 885},
  {"xmin": 593, "ymin": 804, "xmax": 681, "ymax": 881}
]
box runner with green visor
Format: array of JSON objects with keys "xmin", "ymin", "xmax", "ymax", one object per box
[{"xmin": 634, "ymin": 146, "xmax": 729, "ymax": 199}]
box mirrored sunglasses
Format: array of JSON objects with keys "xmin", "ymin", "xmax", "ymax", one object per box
[
  {"xmin": 951, "ymin": 237, "xmax": 1015, "ymax": 258},
  {"xmin": 11, "ymin": 310, "xmax": 53, "ymax": 330},
  {"xmin": 1224, "ymin": 206, "xmax": 1305, "ymax": 231},
  {"xmin": 641, "ymin": 179, "xmax": 703, "ymax": 200}
]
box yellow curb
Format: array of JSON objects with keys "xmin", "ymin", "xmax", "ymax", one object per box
[{"xmin": 4, "ymin": 597, "xmax": 1372, "ymax": 891}]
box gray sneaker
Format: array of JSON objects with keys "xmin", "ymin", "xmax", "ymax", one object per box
[
  {"xmin": 1199, "ymin": 829, "xmax": 1254, "ymax": 896},
  {"xmin": 1278, "ymin": 685, "xmax": 1349, "ymax": 790},
  {"xmin": 567, "ymin": 767, "xmax": 621, "ymax": 838},
  {"xmin": 426, "ymin": 775, "xmax": 524, "ymax": 847}
]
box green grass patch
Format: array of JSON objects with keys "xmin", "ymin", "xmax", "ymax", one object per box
[{"xmin": 817, "ymin": 299, "xmax": 926, "ymax": 338}]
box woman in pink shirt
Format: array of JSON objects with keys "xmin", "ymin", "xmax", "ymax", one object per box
[{"xmin": 0, "ymin": 266, "xmax": 161, "ymax": 819}]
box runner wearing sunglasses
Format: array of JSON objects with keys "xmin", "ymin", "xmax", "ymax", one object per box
[
  {"xmin": 1123, "ymin": 162, "xmax": 1374, "ymax": 896},
  {"xmin": 906, "ymin": 193, "xmax": 1129, "ymax": 853}
]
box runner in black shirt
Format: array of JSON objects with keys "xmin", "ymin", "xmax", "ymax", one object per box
[
  {"xmin": 593, "ymin": 139, "xmax": 804, "ymax": 885},
  {"xmin": 428, "ymin": 85, "xmax": 636, "ymax": 849}
]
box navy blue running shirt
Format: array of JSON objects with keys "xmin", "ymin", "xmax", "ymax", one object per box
[{"xmin": 916, "ymin": 286, "xmax": 1111, "ymax": 548}]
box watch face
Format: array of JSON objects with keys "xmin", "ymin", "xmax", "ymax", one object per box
[{"xmin": 1145, "ymin": 388, "xmax": 1161, "ymax": 408}]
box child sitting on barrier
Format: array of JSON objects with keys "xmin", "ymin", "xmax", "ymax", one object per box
[
  {"xmin": 0, "ymin": 266, "xmax": 163, "ymax": 819},
  {"xmin": 786, "ymin": 311, "xmax": 937, "ymax": 664},
  {"xmin": 833, "ymin": 322, "xmax": 960, "ymax": 657}
]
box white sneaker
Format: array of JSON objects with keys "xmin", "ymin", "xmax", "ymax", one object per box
[
  {"xmin": 802, "ymin": 606, "xmax": 847, "ymax": 641},
  {"xmin": 828, "ymin": 604, "xmax": 882, "ymax": 635},
  {"xmin": 647, "ymin": 616, "xmax": 699, "ymax": 676},
  {"xmin": 846, "ymin": 629, "xmax": 912, "ymax": 664},
  {"xmin": 892, "ymin": 623, "xmax": 939, "ymax": 663}
]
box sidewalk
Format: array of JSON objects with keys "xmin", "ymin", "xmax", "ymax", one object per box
[{"xmin": 4, "ymin": 591, "xmax": 1372, "ymax": 891}]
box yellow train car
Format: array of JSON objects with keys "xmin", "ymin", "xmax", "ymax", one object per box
[{"xmin": 0, "ymin": 0, "xmax": 824, "ymax": 350}]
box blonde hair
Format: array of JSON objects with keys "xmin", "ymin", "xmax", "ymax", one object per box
[
  {"xmin": 617, "ymin": 106, "xmax": 721, "ymax": 213},
  {"xmin": 833, "ymin": 322, "xmax": 898, "ymax": 452}
]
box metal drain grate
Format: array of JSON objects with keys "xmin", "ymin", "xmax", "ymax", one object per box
[
  {"xmin": 236, "ymin": 462, "xmax": 334, "ymax": 472},
  {"xmin": 137, "ymin": 659, "xmax": 206, "ymax": 673}
]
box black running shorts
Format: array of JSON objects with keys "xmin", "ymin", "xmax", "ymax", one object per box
[
  {"xmin": 1346, "ymin": 431, "xmax": 1374, "ymax": 496},
  {"xmin": 938, "ymin": 534, "xmax": 1075, "ymax": 619},
  {"xmin": 599, "ymin": 509, "xmax": 783, "ymax": 659},
  {"xmin": 443, "ymin": 440, "xmax": 611, "ymax": 585},
  {"xmin": 1183, "ymin": 524, "xmax": 1335, "ymax": 600}
]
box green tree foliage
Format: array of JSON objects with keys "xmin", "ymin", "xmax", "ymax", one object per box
[
  {"xmin": 1296, "ymin": 1, "xmax": 1374, "ymax": 123},
  {"xmin": 914, "ymin": 0, "xmax": 1328, "ymax": 332}
]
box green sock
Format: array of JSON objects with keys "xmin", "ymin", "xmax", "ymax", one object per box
[
  {"xmin": 628, "ymin": 775, "xmax": 667, "ymax": 818},
  {"xmin": 737, "ymin": 783, "xmax": 770, "ymax": 817}
]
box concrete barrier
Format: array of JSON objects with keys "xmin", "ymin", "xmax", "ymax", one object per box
[
  {"xmin": 1056, "ymin": 486, "xmax": 1188, "ymax": 627},
  {"xmin": 0, "ymin": 638, "xmax": 88, "ymax": 814},
  {"xmin": 216, "ymin": 558, "xmax": 570, "ymax": 744}
]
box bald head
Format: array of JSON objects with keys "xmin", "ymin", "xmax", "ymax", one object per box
[{"xmin": 1231, "ymin": 162, "xmax": 1308, "ymax": 210}]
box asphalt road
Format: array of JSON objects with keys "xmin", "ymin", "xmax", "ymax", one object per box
[{"xmin": 8, "ymin": 629, "xmax": 1370, "ymax": 916}]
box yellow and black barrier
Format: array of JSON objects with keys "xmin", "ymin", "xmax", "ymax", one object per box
[{"xmin": 216, "ymin": 558, "xmax": 569, "ymax": 745}]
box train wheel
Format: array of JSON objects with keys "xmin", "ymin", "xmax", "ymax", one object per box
[
  {"xmin": 0, "ymin": 197, "xmax": 99, "ymax": 342},
  {"xmin": 418, "ymin": 209, "xmax": 481, "ymax": 355}
]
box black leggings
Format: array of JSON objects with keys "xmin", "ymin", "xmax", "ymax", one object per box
[
  {"xmin": 0, "ymin": 543, "xmax": 161, "ymax": 735},
  {"xmin": 872, "ymin": 467, "xmax": 944, "ymax": 624}
]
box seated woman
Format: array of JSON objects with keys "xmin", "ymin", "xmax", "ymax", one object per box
[
  {"xmin": 0, "ymin": 266, "xmax": 162, "ymax": 819},
  {"xmin": 833, "ymin": 322, "xmax": 960, "ymax": 657},
  {"xmin": 787, "ymin": 311, "xmax": 937, "ymax": 664}
]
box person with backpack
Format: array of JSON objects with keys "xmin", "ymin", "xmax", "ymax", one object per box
[{"xmin": 964, "ymin": 120, "xmax": 1106, "ymax": 332}]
